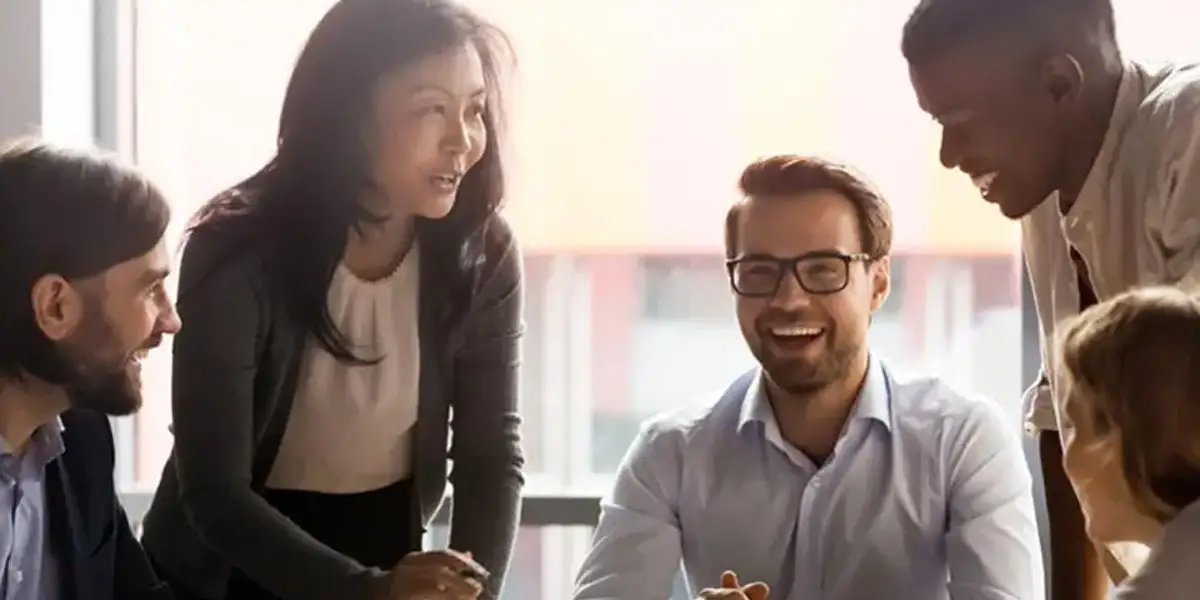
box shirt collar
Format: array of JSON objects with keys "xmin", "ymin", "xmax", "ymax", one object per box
[
  {"xmin": 737, "ymin": 355, "xmax": 892, "ymax": 434},
  {"xmin": 1066, "ymin": 61, "xmax": 1149, "ymax": 218},
  {"xmin": 0, "ymin": 418, "xmax": 66, "ymax": 467}
]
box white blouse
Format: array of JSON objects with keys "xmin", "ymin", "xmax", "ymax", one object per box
[{"xmin": 265, "ymin": 245, "xmax": 422, "ymax": 494}]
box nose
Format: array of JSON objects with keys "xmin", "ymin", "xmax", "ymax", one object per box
[
  {"xmin": 768, "ymin": 269, "xmax": 813, "ymax": 310},
  {"xmin": 158, "ymin": 301, "xmax": 182, "ymax": 336},
  {"xmin": 441, "ymin": 114, "xmax": 471, "ymax": 156}
]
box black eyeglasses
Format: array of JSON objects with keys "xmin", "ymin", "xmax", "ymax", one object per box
[{"xmin": 726, "ymin": 251, "xmax": 872, "ymax": 297}]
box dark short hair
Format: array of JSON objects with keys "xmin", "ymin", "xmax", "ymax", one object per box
[
  {"xmin": 0, "ymin": 138, "xmax": 170, "ymax": 381},
  {"xmin": 726, "ymin": 155, "xmax": 893, "ymax": 260},
  {"xmin": 1057, "ymin": 286, "xmax": 1200, "ymax": 522},
  {"xmin": 900, "ymin": 0, "xmax": 1115, "ymax": 65}
]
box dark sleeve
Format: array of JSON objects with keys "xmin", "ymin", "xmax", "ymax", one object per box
[
  {"xmin": 113, "ymin": 500, "xmax": 174, "ymax": 600},
  {"xmin": 170, "ymin": 229, "xmax": 384, "ymax": 600},
  {"xmin": 82, "ymin": 413, "xmax": 172, "ymax": 600},
  {"xmin": 446, "ymin": 216, "xmax": 526, "ymax": 596}
]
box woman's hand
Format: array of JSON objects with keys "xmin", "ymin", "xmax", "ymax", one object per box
[{"xmin": 374, "ymin": 549, "xmax": 488, "ymax": 600}]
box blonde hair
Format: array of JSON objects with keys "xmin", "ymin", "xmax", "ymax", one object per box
[{"xmin": 1057, "ymin": 285, "xmax": 1200, "ymax": 522}]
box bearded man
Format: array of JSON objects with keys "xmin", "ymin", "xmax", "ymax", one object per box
[
  {"xmin": 0, "ymin": 138, "xmax": 181, "ymax": 600},
  {"xmin": 573, "ymin": 155, "xmax": 1043, "ymax": 600}
]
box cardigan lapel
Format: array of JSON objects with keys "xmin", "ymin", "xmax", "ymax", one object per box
[{"xmin": 411, "ymin": 241, "xmax": 446, "ymax": 536}]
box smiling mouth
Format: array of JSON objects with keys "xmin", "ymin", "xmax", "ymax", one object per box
[
  {"xmin": 766, "ymin": 325, "xmax": 827, "ymax": 352},
  {"xmin": 971, "ymin": 171, "xmax": 998, "ymax": 199},
  {"xmin": 770, "ymin": 325, "xmax": 823, "ymax": 337},
  {"xmin": 431, "ymin": 172, "xmax": 463, "ymax": 192}
]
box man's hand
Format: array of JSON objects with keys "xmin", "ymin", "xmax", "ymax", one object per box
[
  {"xmin": 695, "ymin": 571, "xmax": 770, "ymax": 600},
  {"xmin": 373, "ymin": 549, "xmax": 488, "ymax": 600}
]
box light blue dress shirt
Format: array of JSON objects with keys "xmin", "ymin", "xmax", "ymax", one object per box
[
  {"xmin": 574, "ymin": 358, "xmax": 1044, "ymax": 600},
  {"xmin": 0, "ymin": 421, "xmax": 65, "ymax": 600}
]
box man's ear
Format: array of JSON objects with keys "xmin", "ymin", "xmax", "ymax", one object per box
[
  {"xmin": 1043, "ymin": 52, "xmax": 1085, "ymax": 108},
  {"xmin": 30, "ymin": 274, "xmax": 85, "ymax": 341},
  {"xmin": 869, "ymin": 256, "xmax": 891, "ymax": 313}
]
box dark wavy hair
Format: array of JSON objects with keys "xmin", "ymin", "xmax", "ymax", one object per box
[{"xmin": 187, "ymin": 0, "xmax": 511, "ymax": 363}]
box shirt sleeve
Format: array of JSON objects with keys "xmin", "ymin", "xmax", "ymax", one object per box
[
  {"xmin": 1144, "ymin": 81, "xmax": 1200, "ymax": 285},
  {"xmin": 446, "ymin": 217, "xmax": 525, "ymax": 597},
  {"xmin": 945, "ymin": 398, "xmax": 1046, "ymax": 600},
  {"xmin": 572, "ymin": 421, "xmax": 684, "ymax": 600},
  {"xmin": 1022, "ymin": 370, "xmax": 1056, "ymax": 434},
  {"xmin": 1019, "ymin": 216, "xmax": 1060, "ymax": 434}
]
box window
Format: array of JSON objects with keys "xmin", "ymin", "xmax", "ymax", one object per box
[{"xmin": 122, "ymin": 1, "xmax": 1200, "ymax": 598}]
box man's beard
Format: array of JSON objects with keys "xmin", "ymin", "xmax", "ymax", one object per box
[
  {"xmin": 753, "ymin": 328, "xmax": 859, "ymax": 397},
  {"xmin": 54, "ymin": 306, "xmax": 143, "ymax": 416}
]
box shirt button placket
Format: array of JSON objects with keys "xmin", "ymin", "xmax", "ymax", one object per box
[{"xmin": 796, "ymin": 472, "xmax": 826, "ymax": 599}]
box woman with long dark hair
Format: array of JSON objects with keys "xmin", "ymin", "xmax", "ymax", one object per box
[{"xmin": 140, "ymin": 1, "xmax": 524, "ymax": 599}]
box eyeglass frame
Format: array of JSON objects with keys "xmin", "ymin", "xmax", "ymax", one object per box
[{"xmin": 725, "ymin": 250, "xmax": 875, "ymax": 297}]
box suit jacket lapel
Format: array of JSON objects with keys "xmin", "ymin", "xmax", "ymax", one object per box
[{"xmin": 46, "ymin": 458, "xmax": 84, "ymax": 600}]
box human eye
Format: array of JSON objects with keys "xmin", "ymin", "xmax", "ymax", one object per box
[
  {"xmin": 799, "ymin": 258, "xmax": 843, "ymax": 283},
  {"xmin": 415, "ymin": 103, "xmax": 448, "ymax": 117},
  {"xmin": 734, "ymin": 261, "xmax": 780, "ymax": 289}
]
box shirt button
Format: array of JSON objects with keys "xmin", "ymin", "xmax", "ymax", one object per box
[{"xmin": 14, "ymin": 570, "xmax": 22, "ymax": 583}]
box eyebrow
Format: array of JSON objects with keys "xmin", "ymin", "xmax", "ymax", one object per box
[
  {"xmin": 137, "ymin": 266, "xmax": 171, "ymax": 289},
  {"xmin": 410, "ymin": 85, "xmax": 487, "ymax": 99},
  {"xmin": 733, "ymin": 249, "xmax": 854, "ymax": 261}
]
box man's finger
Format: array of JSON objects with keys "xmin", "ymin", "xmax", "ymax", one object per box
[
  {"xmin": 697, "ymin": 590, "xmax": 746, "ymax": 600},
  {"xmin": 743, "ymin": 581, "xmax": 770, "ymax": 600},
  {"xmin": 721, "ymin": 570, "xmax": 739, "ymax": 588}
]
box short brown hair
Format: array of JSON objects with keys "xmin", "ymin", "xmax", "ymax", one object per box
[
  {"xmin": 726, "ymin": 155, "xmax": 893, "ymax": 260},
  {"xmin": 0, "ymin": 137, "xmax": 170, "ymax": 383},
  {"xmin": 1056, "ymin": 286, "xmax": 1200, "ymax": 522}
]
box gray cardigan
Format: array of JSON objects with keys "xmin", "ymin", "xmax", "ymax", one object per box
[{"xmin": 141, "ymin": 216, "xmax": 525, "ymax": 600}]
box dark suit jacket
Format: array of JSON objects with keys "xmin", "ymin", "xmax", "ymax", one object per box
[
  {"xmin": 141, "ymin": 215, "xmax": 525, "ymax": 600},
  {"xmin": 48, "ymin": 409, "xmax": 173, "ymax": 600}
]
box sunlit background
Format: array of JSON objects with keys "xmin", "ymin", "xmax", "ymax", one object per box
[{"xmin": 22, "ymin": 1, "xmax": 1200, "ymax": 598}]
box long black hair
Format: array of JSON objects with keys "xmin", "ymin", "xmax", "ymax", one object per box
[{"xmin": 188, "ymin": 0, "xmax": 511, "ymax": 363}]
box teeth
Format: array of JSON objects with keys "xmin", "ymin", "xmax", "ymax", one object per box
[
  {"xmin": 771, "ymin": 326, "xmax": 822, "ymax": 337},
  {"xmin": 971, "ymin": 172, "xmax": 998, "ymax": 194}
]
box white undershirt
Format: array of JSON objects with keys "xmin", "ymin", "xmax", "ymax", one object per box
[{"xmin": 266, "ymin": 245, "xmax": 422, "ymax": 494}]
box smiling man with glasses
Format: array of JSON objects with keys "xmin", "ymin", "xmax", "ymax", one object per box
[{"xmin": 573, "ymin": 155, "xmax": 1043, "ymax": 600}]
